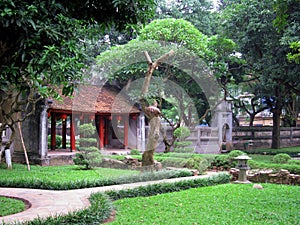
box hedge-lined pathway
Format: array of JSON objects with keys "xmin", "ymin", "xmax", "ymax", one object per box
[{"xmin": 0, "ymin": 172, "xmax": 221, "ymax": 224}]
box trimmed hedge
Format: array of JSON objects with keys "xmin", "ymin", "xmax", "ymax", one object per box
[
  {"xmin": 105, "ymin": 173, "xmax": 231, "ymax": 200},
  {"xmin": 243, "ymin": 147, "xmax": 300, "ymax": 157},
  {"xmin": 0, "ymin": 169, "xmax": 193, "ymax": 190}
]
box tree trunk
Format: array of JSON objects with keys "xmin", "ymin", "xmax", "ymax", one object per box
[
  {"xmin": 271, "ymin": 108, "xmax": 282, "ymax": 149},
  {"xmin": 142, "ymin": 116, "xmax": 160, "ymax": 166},
  {"xmin": 140, "ymin": 50, "xmax": 174, "ymax": 167},
  {"xmin": 271, "ymin": 87, "xmax": 283, "ymax": 149},
  {"xmin": 249, "ymin": 114, "xmax": 255, "ymax": 127}
]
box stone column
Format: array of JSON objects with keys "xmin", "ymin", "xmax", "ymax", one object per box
[{"xmin": 39, "ymin": 103, "xmax": 48, "ymax": 158}]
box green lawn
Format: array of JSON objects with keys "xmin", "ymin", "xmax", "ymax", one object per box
[
  {"xmin": 111, "ymin": 183, "xmax": 300, "ymax": 225},
  {"xmin": 0, "ymin": 163, "xmax": 138, "ymax": 182},
  {"xmin": 0, "ymin": 163, "xmax": 139, "ymax": 189},
  {"xmin": 0, "ymin": 196, "xmax": 25, "ymax": 217}
]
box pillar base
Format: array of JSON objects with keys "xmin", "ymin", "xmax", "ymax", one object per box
[{"xmin": 234, "ymin": 180, "xmax": 252, "ymax": 184}]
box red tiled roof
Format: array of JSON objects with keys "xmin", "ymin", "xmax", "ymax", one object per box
[{"xmin": 49, "ymin": 85, "xmax": 140, "ymax": 114}]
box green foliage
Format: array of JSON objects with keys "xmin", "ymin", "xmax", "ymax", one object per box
[
  {"xmin": 47, "ymin": 135, "xmax": 62, "ymax": 149},
  {"xmin": 242, "ymin": 147, "xmax": 300, "ymax": 157},
  {"xmin": 272, "ymin": 153, "xmax": 292, "ymax": 164},
  {"xmin": 173, "ymin": 147, "xmax": 194, "ymax": 153},
  {"xmin": 0, "ymin": 164, "xmax": 192, "ymax": 190},
  {"xmin": 73, "ymin": 123, "xmax": 102, "ymax": 169},
  {"xmin": 138, "ymin": 18, "xmax": 212, "ymax": 58},
  {"xmin": 130, "ymin": 149, "xmax": 141, "ymax": 155},
  {"xmin": 287, "ymin": 41, "xmax": 300, "ymax": 64},
  {"xmin": 0, "ymin": 196, "xmax": 25, "ymax": 217},
  {"xmin": 111, "ymin": 183, "xmax": 300, "ymax": 224},
  {"xmin": 184, "ymin": 157, "xmax": 209, "ymax": 174},
  {"xmin": 160, "ymin": 157, "xmax": 189, "ymax": 168},
  {"xmin": 173, "ymin": 127, "xmax": 190, "ymax": 140},
  {"xmin": 210, "ymin": 155, "xmax": 230, "ymax": 169},
  {"xmin": 105, "ymin": 173, "xmax": 230, "ymax": 200},
  {"xmin": 173, "ymin": 141, "xmax": 192, "ymax": 148},
  {"xmin": 78, "ymin": 124, "xmax": 96, "ymax": 138}
]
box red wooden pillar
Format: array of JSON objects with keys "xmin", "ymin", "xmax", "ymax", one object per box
[
  {"xmin": 51, "ymin": 112, "xmax": 56, "ymax": 150},
  {"xmin": 70, "ymin": 115, "xmax": 76, "ymax": 151},
  {"xmin": 99, "ymin": 116, "xmax": 105, "ymax": 149},
  {"xmin": 104, "ymin": 116, "xmax": 109, "ymax": 146},
  {"xmin": 124, "ymin": 115, "xmax": 129, "ymax": 149},
  {"xmin": 62, "ymin": 114, "xmax": 67, "ymax": 149}
]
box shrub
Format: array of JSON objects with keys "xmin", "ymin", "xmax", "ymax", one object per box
[
  {"xmin": 73, "ymin": 123, "xmax": 102, "ymax": 169},
  {"xmin": 228, "ymin": 150, "xmax": 246, "ymax": 167},
  {"xmin": 272, "ymin": 153, "xmax": 291, "ymax": 164},
  {"xmin": 174, "ymin": 127, "xmax": 190, "ymax": 141},
  {"xmin": 242, "ymin": 147, "xmax": 300, "ymax": 157},
  {"xmin": 47, "ymin": 135, "xmax": 62, "ymax": 149},
  {"xmin": 210, "ymin": 155, "xmax": 230, "ymax": 169},
  {"xmin": 173, "ymin": 147, "xmax": 194, "ymax": 153},
  {"xmin": 105, "ymin": 173, "xmax": 231, "ymax": 200},
  {"xmin": 174, "ymin": 141, "xmax": 192, "ymax": 148},
  {"xmin": 160, "ymin": 157, "xmax": 189, "ymax": 168},
  {"xmin": 184, "ymin": 157, "xmax": 209, "ymax": 174},
  {"xmin": 78, "ymin": 123, "xmax": 96, "ymax": 137}
]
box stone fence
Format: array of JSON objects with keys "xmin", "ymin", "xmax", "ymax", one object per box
[
  {"xmin": 232, "ymin": 126, "xmax": 300, "ymax": 150},
  {"xmin": 230, "ymin": 168, "xmax": 300, "ymax": 185}
]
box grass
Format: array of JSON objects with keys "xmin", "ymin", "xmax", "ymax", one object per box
[
  {"xmin": 0, "ymin": 163, "xmax": 193, "ymax": 190},
  {"xmin": 110, "ymin": 183, "xmax": 300, "ymax": 225},
  {"xmin": 0, "ymin": 196, "xmax": 25, "ymax": 217},
  {"xmin": 0, "ymin": 163, "xmax": 138, "ymax": 182}
]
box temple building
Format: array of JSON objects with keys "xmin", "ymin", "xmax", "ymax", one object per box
[{"xmin": 12, "ymin": 85, "xmax": 145, "ymax": 165}]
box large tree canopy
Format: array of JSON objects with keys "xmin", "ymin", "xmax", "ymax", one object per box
[
  {"xmin": 0, "ymin": 0, "xmax": 155, "ymax": 157},
  {"xmin": 218, "ymin": 0, "xmax": 300, "ymax": 148}
]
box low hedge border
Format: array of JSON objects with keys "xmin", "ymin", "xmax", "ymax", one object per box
[
  {"xmin": 105, "ymin": 173, "xmax": 231, "ymax": 200},
  {"xmin": 243, "ymin": 147, "xmax": 300, "ymax": 157},
  {"xmin": 0, "ymin": 169, "xmax": 193, "ymax": 190},
  {"xmin": 8, "ymin": 173, "xmax": 231, "ymax": 225}
]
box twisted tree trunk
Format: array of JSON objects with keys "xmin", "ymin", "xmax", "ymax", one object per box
[{"xmin": 140, "ymin": 50, "xmax": 174, "ymax": 167}]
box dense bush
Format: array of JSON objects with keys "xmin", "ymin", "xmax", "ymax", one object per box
[
  {"xmin": 173, "ymin": 127, "xmax": 190, "ymax": 141},
  {"xmin": 73, "ymin": 123, "xmax": 102, "ymax": 169},
  {"xmin": 272, "ymin": 153, "xmax": 291, "ymax": 164},
  {"xmin": 106, "ymin": 173, "xmax": 231, "ymax": 200},
  {"xmin": 184, "ymin": 157, "xmax": 209, "ymax": 174},
  {"xmin": 160, "ymin": 157, "xmax": 188, "ymax": 168}
]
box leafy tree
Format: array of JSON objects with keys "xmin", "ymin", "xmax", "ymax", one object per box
[
  {"xmin": 218, "ymin": 0, "xmax": 300, "ymax": 148},
  {"xmin": 0, "ymin": 0, "xmax": 155, "ymax": 164},
  {"xmin": 95, "ymin": 18, "xmax": 237, "ymax": 165},
  {"xmin": 155, "ymin": 0, "xmax": 217, "ymax": 35}
]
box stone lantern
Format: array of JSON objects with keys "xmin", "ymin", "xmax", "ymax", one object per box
[{"xmin": 234, "ymin": 155, "xmax": 252, "ymax": 184}]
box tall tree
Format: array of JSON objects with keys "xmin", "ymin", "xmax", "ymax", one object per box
[
  {"xmin": 0, "ymin": 0, "xmax": 155, "ymax": 164},
  {"xmin": 218, "ymin": 0, "xmax": 300, "ymax": 148},
  {"xmin": 95, "ymin": 18, "xmax": 237, "ymax": 165}
]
